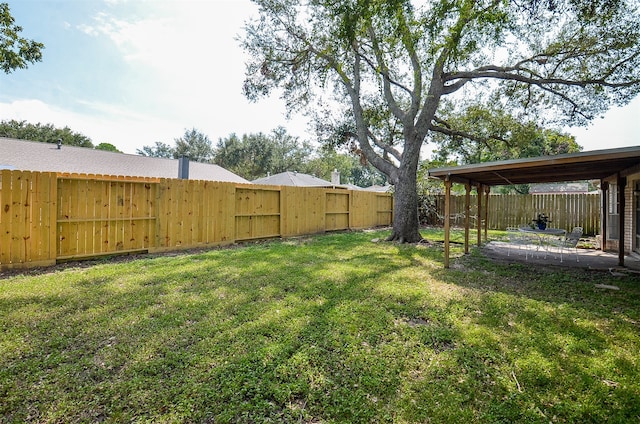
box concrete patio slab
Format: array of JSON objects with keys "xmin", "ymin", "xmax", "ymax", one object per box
[{"xmin": 481, "ymin": 241, "xmax": 640, "ymax": 273}]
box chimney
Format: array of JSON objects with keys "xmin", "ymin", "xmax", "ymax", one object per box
[
  {"xmin": 331, "ymin": 168, "xmax": 340, "ymax": 185},
  {"xmin": 178, "ymin": 156, "xmax": 189, "ymax": 179}
]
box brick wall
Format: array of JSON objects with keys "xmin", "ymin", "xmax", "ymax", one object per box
[{"xmin": 606, "ymin": 174, "xmax": 639, "ymax": 255}]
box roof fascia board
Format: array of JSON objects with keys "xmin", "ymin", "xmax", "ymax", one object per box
[{"xmin": 428, "ymin": 146, "xmax": 640, "ymax": 179}]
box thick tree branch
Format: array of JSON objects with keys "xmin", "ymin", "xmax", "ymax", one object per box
[
  {"xmin": 365, "ymin": 26, "xmax": 406, "ymax": 122},
  {"xmin": 395, "ymin": 9, "xmax": 423, "ymax": 120},
  {"xmin": 342, "ymin": 129, "xmax": 399, "ymax": 179},
  {"xmin": 415, "ymin": 50, "xmax": 447, "ymax": 138},
  {"xmin": 367, "ymin": 130, "xmax": 403, "ymax": 162},
  {"xmin": 429, "ymin": 116, "xmax": 510, "ymax": 148},
  {"xmin": 445, "ymin": 59, "xmax": 640, "ymax": 89}
]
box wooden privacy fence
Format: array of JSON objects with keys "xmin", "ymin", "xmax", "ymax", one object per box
[
  {"xmin": 432, "ymin": 193, "xmax": 601, "ymax": 235},
  {"xmin": 1, "ymin": 170, "xmax": 393, "ymax": 270}
]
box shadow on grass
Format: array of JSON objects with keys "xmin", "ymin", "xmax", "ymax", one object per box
[
  {"xmin": 428, "ymin": 249, "xmax": 640, "ymax": 423},
  {"xmin": 1, "ymin": 230, "xmax": 639, "ymax": 423},
  {"xmin": 1, "ymin": 232, "xmax": 457, "ymax": 422}
]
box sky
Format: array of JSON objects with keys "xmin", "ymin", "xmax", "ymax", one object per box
[{"xmin": 1, "ymin": 0, "xmax": 639, "ymax": 155}]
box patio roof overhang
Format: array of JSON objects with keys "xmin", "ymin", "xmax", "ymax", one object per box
[
  {"xmin": 427, "ymin": 145, "xmax": 640, "ymax": 186},
  {"xmin": 427, "ymin": 145, "xmax": 640, "ymax": 269}
]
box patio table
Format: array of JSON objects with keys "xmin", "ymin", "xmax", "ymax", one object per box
[{"xmin": 518, "ymin": 227, "xmax": 566, "ymax": 255}]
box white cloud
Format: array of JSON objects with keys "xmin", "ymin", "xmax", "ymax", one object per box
[
  {"xmin": 2, "ymin": 1, "xmax": 310, "ymax": 156},
  {"xmin": 567, "ymin": 96, "xmax": 640, "ymax": 152},
  {"xmin": 0, "ymin": 99, "xmax": 182, "ymax": 153},
  {"xmin": 0, "ymin": 95, "xmax": 310, "ymax": 155},
  {"xmin": 61, "ymin": 0, "xmax": 296, "ymax": 143}
]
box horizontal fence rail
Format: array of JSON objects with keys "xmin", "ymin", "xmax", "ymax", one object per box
[
  {"xmin": 1, "ymin": 170, "xmax": 394, "ymax": 270},
  {"xmin": 430, "ymin": 193, "xmax": 601, "ymax": 235}
]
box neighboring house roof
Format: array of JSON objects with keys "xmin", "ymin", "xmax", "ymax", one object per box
[
  {"xmin": 341, "ymin": 183, "xmax": 367, "ymax": 191},
  {"xmin": 0, "ymin": 137, "xmax": 250, "ymax": 183},
  {"xmin": 252, "ymin": 171, "xmax": 337, "ymax": 187},
  {"xmin": 529, "ymin": 181, "xmax": 591, "ymax": 194},
  {"xmin": 364, "ymin": 184, "xmax": 393, "ymax": 193}
]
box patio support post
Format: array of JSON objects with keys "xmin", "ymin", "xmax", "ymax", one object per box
[
  {"xmin": 444, "ymin": 178, "xmax": 452, "ymax": 268},
  {"xmin": 618, "ymin": 174, "xmax": 626, "ymax": 267},
  {"xmin": 476, "ymin": 184, "xmax": 483, "ymax": 246},
  {"xmin": 484, "ymin": 186, "xmax": 490, "ymax": 242},
  {"xmin": 464, "ymin": 183, "xmax": 471, "ymax": 254},
  {"xmin": 601, "ymin": 181, "xmax": 608, "ymax": 251}
]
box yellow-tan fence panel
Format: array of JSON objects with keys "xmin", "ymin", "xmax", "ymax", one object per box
[
  {"xmin": 280, "ymin": 185, "xmax": 326, "ymax": 237},
  {"xmin": 325, "ymin": 190, "xmax": 350, "ymax": 231},
  {"xmin": 349, "ymin": 191, "xmax": 393, "ymax": 229},
  {"xmin": 376, "ymin": 193, "xmax": 393, "ymax": 226},
  {"xmin": 201, "ymin": 181, "xmax": 236, "ymax": 246},
  {"xmin": 235, "ymin": 186, "xmax": 281, "ymax": 241},
  {"xmin": 0, "ymin": 170, "xmax": 57, "ymax": 270},
  {"xmin": 57, "ymin": 175, "xmax": 156, "ymax": 260},
  {"xmin": 349, "ymin": 190, "xmax": 375, "ymax": 229},
  {"xmin": 1, "ymin": 171, "xmax": 393, "ymax": 269},
  {"xmin": 154, "ymin": 179, "xmax": 236, "ymax": 250}
]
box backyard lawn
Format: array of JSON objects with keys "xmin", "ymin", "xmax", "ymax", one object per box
[{"xmin": 1, "ymin": 228, "xmax": 639, "ymax": 423}]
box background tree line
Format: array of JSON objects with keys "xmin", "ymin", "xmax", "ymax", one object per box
[
  {"xmin": 1, "ymin": 115, "xmax": 582, "ymax": 190},
  {"xmin": 0, "ymin": 119, "xmax": 121, "ymax": 152},
  {"xmin": 136, "ymin": 126, "xmax": 387, "ymax": 187}
]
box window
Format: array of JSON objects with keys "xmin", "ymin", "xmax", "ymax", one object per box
[{"xmin": 608, "ymin": 183, "xmax": 619, "ymax": 240}]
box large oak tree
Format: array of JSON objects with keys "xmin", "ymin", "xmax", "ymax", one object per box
[{"xmin": 241, "ymin": 0, "xmax": 640, "ymax": 242}]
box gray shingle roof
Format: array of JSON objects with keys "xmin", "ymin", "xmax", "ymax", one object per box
[
  {"xmin": 0, "ymin": 137, "xmax": 249, "ymax": 183},
  {"xmin": 252, "ymin": 171, "xmax": 336, "ymax": 187},
  {"xmin": 363, "ymin": 184, "xmax": 393, "ymax": 192}
]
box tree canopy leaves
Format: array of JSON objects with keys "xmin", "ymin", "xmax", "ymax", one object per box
[
  {"xmin": 0, "ymin": 119, "xmax": 93, "ymax": 147},
  {"xmin": 213, "ymin": 127, "xmax": 313, "ymax": 181},
  {"xmin": 430, "ymin": 105, "xmax": 582, "ymax": 164},
  {"xmin": 0, "ymin": 2, "xmax": 44, "ymax": 74},
  {"xmin": 174, "ymin": 128, "xmax": 215, "ymax": 163},
  {"xmin": 136, "ymin": 141, "xmax": 175, "ymax": 159},
  {"xmin": 137, "ymin": 129, "xmax": 215, "ymax": 162}
]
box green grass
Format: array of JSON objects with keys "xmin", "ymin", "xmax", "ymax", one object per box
[{"xmin": 1, "ymin": 228, "xmax": 639, "ymax": 423}]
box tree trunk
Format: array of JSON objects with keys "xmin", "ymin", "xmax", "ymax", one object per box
[{"xmin": 386, "ymin": 165, "xmax": 422, "ymax": 243}]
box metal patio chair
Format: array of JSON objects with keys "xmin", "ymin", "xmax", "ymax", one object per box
[
  {"xmin": 506, "ymin": 227, "xmax": 532, "ymax": 260},
  {"xmin": 549, "ymin": 226, "xmax": 583, "ymax": 262}
]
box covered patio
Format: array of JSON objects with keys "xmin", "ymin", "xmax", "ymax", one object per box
[{"xmin": 428, "ymin": 146, "xmax": 640, "ymax": 268}]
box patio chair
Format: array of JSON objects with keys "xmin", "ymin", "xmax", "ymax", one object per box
[
  {"xmin": 549, "ymin": 226, "xmax": 583, "ymax": 262},
  {"xmin": 506, "ymin": 227, "xmax": 532, "ymax": 259}
]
